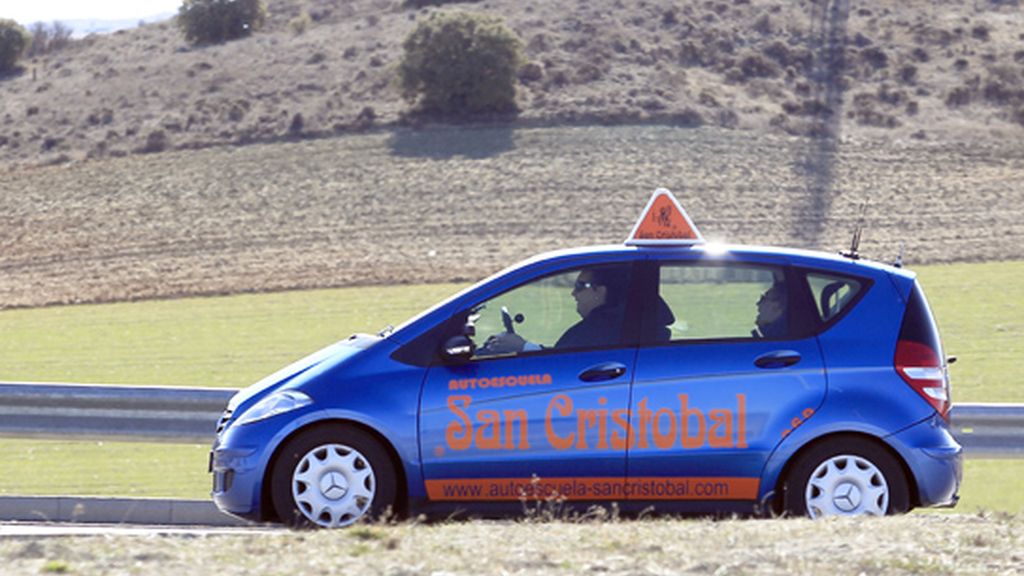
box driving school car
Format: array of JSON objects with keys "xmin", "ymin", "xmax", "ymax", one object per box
[{"xmin": 210, "ymin": 189, "xmax": 961, "ymax": 527}]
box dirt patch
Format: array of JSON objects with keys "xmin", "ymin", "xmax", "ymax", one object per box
[{"xmin": 1, "ymin": 125, "xmax": 1022, "ymax": 309}]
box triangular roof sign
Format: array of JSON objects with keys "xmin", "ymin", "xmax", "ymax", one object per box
[{"xmin": 626, "ymin": 188, "xmax": 704, "ymax": 246}]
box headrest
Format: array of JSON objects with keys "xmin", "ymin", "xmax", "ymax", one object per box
[{"xmin": 651, "ymin": 295, "xmax": 675, "ymax": 326}]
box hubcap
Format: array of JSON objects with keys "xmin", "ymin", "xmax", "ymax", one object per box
[
  {"xmin": 319, "ymin": 471, "xmax": 349, "ymax": 500},
  {"xmin": 292, "ymin": 444, "xmax": 375, "ymax": 528},
  {"xmin": 832, "ymin": 482, "xmax": 862, "ymax": 512},
  {"xmin": 805, "ymin": 454, "xmax": 888, "ymax": 518}
]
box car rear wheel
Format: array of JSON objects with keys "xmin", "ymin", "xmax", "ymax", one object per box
[
  {"xmin": 271, "ymin": 424, "xmax": 396, "ymax": 528},
  {"xmin": 783, "ymin": 437, "xmax": 910, "ymax": 518}
]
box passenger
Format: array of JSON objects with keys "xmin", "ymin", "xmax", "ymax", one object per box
[{"xmin": 753, "ymin": 282, "xmax": 788, "ymax": 339}]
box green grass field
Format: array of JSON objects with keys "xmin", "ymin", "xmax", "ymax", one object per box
[
  {"xmin": 1, "ymin": 261, "xmax": 1020, "ymax": 399},
  {"xmin": 0, "ymin": 260, "xmax": 1021, "ymax": 510},
  {"xmin": 0, "ymin": 284, "xmax": 463, "ymax": 388},
  {"xmin": 914, "ymin": 261, "xmax": 1024, "ymax": 404}
]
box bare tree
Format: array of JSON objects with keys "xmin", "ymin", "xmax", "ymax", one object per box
[
  {"xmin": 26, "ymin": 21, "xmax": 73, "ymax": 57},
  {"xmin": 49, "ymin": 21, "xmax": 72, "ymax": 51},
  {"xmin": 27, "ymin": 22, "xmax": 49, "ymax": 57}
]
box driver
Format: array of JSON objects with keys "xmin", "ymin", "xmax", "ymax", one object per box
[{"xmin": 482, "ymin": 268, "xmax": 625, "ymax": 354}]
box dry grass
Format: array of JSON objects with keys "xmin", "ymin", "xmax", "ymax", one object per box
[
  {"xmin": 1, "ymin": 124, "xmax": 1022, "ymax": 308},
  {"xmin": 0, "ymin": 0, "xmax": 1022, "ymax": 168},
  {"xmin": 1, "ymin": 514, "xmax": 1022, "ymax": 575}
]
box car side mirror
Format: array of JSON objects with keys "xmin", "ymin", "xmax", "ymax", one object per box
[{"xmin": 442, "ymin": 335, "xmax": 475, "ymax": 363}]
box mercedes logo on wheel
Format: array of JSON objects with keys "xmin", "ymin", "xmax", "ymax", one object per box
[
  {"xmin": 319, "ymin": 471, "xmax": 349, "ymax": 500},
  {"xmin": 833, "ymin": 482, "xmax": 862, "ymax": 512}
]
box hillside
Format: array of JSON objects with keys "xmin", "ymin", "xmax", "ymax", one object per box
[
  {"xmin": 1, "ymin": 0, "xmax": 1023, "ymax": 309},
  {"xmin": 1, "ymin": 0, "xmax": 1023, "ymax": 168}
]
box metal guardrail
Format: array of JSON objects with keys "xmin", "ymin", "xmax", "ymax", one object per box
[
  {"xmin": 0, "ymin": 382, "xmax": 1021, "ymax": 457},
  {"xmin": 0, "ymin": 382, "xmax": 235, "ymax": 443},
  {"xmin": 949, "ymin": 403, "xmax": 1024, "ymax": 459}
]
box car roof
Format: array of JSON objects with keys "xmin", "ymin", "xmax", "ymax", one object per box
[{"xmin": 522, "ymin": 242, "xmax": 914, "ymax": 280}]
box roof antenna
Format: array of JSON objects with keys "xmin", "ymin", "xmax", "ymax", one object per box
[
  {"xmin": 893, "ymin": 241, "xmax": 905, "ymax": 268},
  {"xmin": 840, "ymin": 199, "xmax": 869, "ymax": 260}
]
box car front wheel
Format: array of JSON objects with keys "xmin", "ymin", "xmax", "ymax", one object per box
[
  {"xmin": 783, "ymin": 437, "xmax": 910, "ymax": 518},
  {"xmin": 270, "ymin": 424, "xmax": 397, "ymax": 528}
]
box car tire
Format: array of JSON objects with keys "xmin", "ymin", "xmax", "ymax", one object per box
[
  {"xmin": 783, "ymin": 436, "xmax": 910, "ymax": 518},
  {"xmin": 270, "ymin": 424, "xmax": 397, "ymax": 528}
]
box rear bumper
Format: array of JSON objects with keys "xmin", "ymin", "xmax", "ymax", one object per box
[{"xmin": 888, "ymin": 415, "xmax": 963, "ymax": 508}]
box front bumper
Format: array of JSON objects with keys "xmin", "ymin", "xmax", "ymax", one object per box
[
  {"xmin": 210, "ymin": 442, "xmax": 263, "ymax": 519},
  {"xmin": 209, "ymin": 401, "xmax": 328, "ymax": 521}
]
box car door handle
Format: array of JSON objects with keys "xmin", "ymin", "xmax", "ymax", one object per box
[
  {"xmin": 754, "ymin": 350, "xmax": 802, "ymax": 369},
  {"xmin": 579, "ymin": 362, "xmax": 628, "ymax": 382}
]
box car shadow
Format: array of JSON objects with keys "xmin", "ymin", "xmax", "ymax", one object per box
[{"xmin": 387, "ymin": 125, "xmax": 516, "ymax": 160}]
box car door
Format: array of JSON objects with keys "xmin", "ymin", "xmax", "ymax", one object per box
[
  {"xmin": 626, "ymin": 258, "xmax": 827, "ymax": 509},
  {"xmin": 419, "ymin": 263, "xmax": 640, "ymax": 504}
]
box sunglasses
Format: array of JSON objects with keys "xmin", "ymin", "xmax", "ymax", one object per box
[{"xmin": 574, "ymin": 280, "xmax": 597, "ymax": 291}]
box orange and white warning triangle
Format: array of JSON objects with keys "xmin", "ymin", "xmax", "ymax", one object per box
[{"xmin": 625, "ymin": 188, "xmax": 704, "ymax": 246}]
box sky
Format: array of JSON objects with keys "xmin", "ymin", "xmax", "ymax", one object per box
[{"xmin": 4, "ymin": 0, "xmax": 181, "ymax": 24}]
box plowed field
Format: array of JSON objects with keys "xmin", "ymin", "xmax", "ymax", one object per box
[{"xmin": 2, "ymin": 125, "xmax": 1022, "ymax": 308}]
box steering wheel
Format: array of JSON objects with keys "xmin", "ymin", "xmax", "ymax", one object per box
[{"xmin": 472, "ymin": 307, "xmax": 526, "ymax": 356}]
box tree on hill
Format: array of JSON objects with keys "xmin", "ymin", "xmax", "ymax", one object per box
[
  {"xmin": 26, "ymin": 21, "xmax": 73, "ymax": 57},
  {"xmin": 398, "ymin": 11, "xmax": 524, "ymax": 117},
  {"xmin": 177, "ymin": 0, "xmax": 266, "ymax": 45},
  {"xmin": 0, "ymin": 19, "xmax": 30, "ymax": 74}
]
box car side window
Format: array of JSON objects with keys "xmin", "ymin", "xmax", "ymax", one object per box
[
  {"xmin": 648, "ymin": 264, "xmax": 789, "ymax": 342},
  {"xmin": 805, "ymin": 272, "xmax": 863, "ymax": 323},
  {"xmin": 468, "ymin": 264, "xmax": 633, "ymax": 359}
]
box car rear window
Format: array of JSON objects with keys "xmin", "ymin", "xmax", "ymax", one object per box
[
  {"xmin": 899, "ymin": 283, "xmax": 944, "ymax": 356},
  {"xmin": 805, "ymin": 272, "xmax": 863, "ymax": 323}
]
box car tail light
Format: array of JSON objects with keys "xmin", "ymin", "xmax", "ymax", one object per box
[
  {"xmin": 895, "ymin": 340, "xmax": 950, "ymax": 419},
  {"xmin": 895, "ymin": 284, "xmax": 950, "ymax": 420}
]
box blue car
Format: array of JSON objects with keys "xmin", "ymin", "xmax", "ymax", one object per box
[{"xmin": 211, "ymin": 190, "xmax": 961, "ymax": 527}]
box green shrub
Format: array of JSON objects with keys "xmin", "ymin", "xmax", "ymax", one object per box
[
  {"xmin": 398, "ymin": 11, "xmax": 523, "ymax": 116},
  {"xmin": 177, "ymin": 0, "xmax": 266, "ymax": 45},
  {"xmin": 0, "ymin": 19, "xmax": 30, "ymax": 73}
]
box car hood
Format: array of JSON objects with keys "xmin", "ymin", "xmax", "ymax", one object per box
[{"xmin": 227, "ymin": 334, "xmax": 381, "ymax": 411}]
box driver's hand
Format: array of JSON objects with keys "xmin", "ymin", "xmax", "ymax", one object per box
[{"xmin": 483, "ymin": 332, "xmax": 527, "ymax": 354}]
